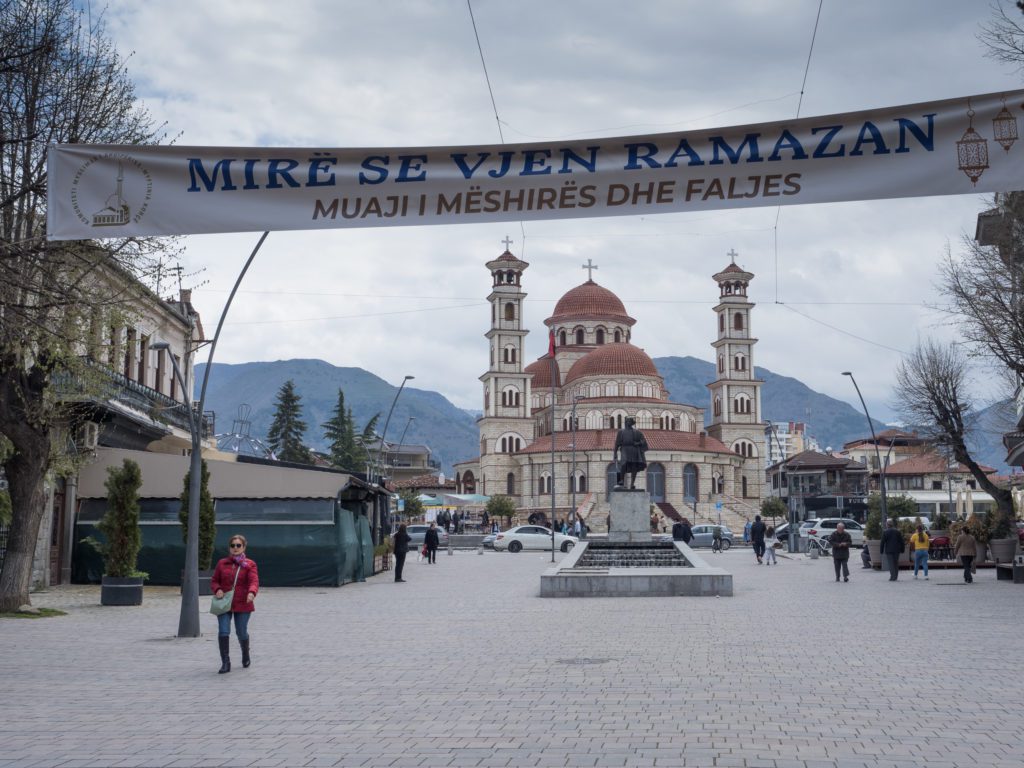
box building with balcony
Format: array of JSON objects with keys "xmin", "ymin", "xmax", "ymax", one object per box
[{"xmin": 767, "ymin": 449, "xmax": 869, "ymax": 522}]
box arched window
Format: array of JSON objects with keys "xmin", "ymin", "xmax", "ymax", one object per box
[
  {"xmin": 742, "ymin": 476, "xmax": 749, "ymax": 497},
  {"xmin": 733, "ymin": 440, "xmax": 757, "ymax": 458},
  {"xmin": 641, "ymin": 382, "xmax": 653, "ymax": 398},
  {"xmin": 733, "ymin": 312, "xmax": 744, "ymax": 331},
  {"xmin": 596, "ymin": 328, "xmax": 605, "ymax": 344},
  {"xmin": 575, "ymin": 328, "xmax": 585, "ymax": 345},
  {"xmin": 463, "ymin": 471, "xmax": 476, "ymax": 493},
  {"xmin": 683, "ymin": 464, "xmax": 698, "ymax": 502},
  {"xmin": 611, "ymin": 410, "xmax": 626, "ymax": 429},
  {"xmin": 506, "ymin": 270, "xmax": 515, "ymax": 284},
  {"xmin": 589, "ymin": 382, "xmax": 600, "ymax": 398},
  {"xmin": 646, "ymin": 462, "xmax": 665, "ymax": 503},
  {"xmin": 507, "ymin": 472, "xmax": 516, "ymax": 495},
  {"xmin": 605, "ymin": 462, "xmax": 619, "ymax": 500},
  {"xmin": 503, "ymin": 345, "xmax": 517, "ymax": 364},
  {"xmin": 586, "ymin": 410, "xmax": 603, "ymax": 429},
  {"xmin": 501, "ymin": 387, "xmax": 520, "ymax": 408},
  {"xmin": 713, "ymin": 397, "xmax": 722, "ymax": 416},
  {"xmin": 735, "ymin": 353, "xmax": 746, "ymax": 371},
  {"xmin": 719, "ymin": 314, "xmax": 725, "ymax": 332},
  {"xmin": 577, "ymin": 473, "xmax": 587, "ymax": 493},
  {"xmin": 504, "ymin": 302, "xmax": 515, "ymax": 321},
  {"xmin": 614, "ymin": 329, "xmax": 622, "ymax": 342},
  {"xmin": 636, "ymin": 410, "xmax": 653, "ymax": 429},
  {"xmin": 559, "ymin": 330, "xmax": 567, "ymax": 346},
  {"xmin": 715, "ymin": 474, "xmax": 725, "ymax": 494},
  {"xmin": 538, "ymin": 473, "xmax": 551, "ymax": 495},
  {"xmin": 718, "ymin": 356, "xmax": 725, "ymax": 373},
  {"xmin": 624, "ymin": 381, "xmax": 637, "ymax": 397},
  {"xmin": 605, "ymin": 381, "xmax": 619, "ymax": 397},
  {"xmin": 734, "ymin": 394, "xmax": 750, "ymax": 414}
]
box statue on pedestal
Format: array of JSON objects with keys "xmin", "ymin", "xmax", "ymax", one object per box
[{"xmin": 613, "ymin": 417, "xmax": 649, "ymax": 490}]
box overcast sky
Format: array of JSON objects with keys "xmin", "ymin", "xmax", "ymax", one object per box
[{"xmin": 102, "ymin": 1, "xmax": 1023, "ymax": 426}]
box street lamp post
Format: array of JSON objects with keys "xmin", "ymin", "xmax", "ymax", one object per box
[
  {"xmin": 842, "ymin": 372, "xmax": 889, "ymax": 527},
  {"xmin": 374, "ymin": 375, "xmax": 414, "ymax": 544},
  {"xmin": 151, "ymin": 342, "xmax": 202, "ymax": 638},
  {"xmin": 391, "ymin": 416, "xmax": 415, "ymax": 533}
]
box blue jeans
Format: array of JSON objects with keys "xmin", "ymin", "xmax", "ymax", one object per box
[
  {"xmin": 217, "ymin": 611, "xmax": 251, "ymax": 639},
  {"xmin": 913, "ymin": 549, "xmax": 929, "ymax": 577}
]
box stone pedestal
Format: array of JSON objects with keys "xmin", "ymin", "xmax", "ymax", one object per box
[{"xmin": 608, "ymin": 489, "xmax": 650, "ymax": 543}]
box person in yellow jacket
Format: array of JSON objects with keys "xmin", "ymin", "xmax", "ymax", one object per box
[{"xmin": 909, "ymin": 525, "xmax": 930, "ymax": 580}]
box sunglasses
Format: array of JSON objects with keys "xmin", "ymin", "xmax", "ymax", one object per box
[{"xmin": 229, "ymin": 543, "xmax": 244, "ymax": 549}]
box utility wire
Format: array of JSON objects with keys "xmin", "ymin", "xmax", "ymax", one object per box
[
  {"xmin": 467, "ymin": 0, "xmax": 527, "ymax": 256},
  {"xmin": 774, "ymin": 0, "xmax": 824, "ymax": 303},
  {"xmin": 779, "ymin": 302, "xmax": 906, "ymax": 355}
]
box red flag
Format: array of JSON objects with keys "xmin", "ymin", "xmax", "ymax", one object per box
[{"xmin": 548, "ymin": 329, "xmax": 556, "ymax": 356}]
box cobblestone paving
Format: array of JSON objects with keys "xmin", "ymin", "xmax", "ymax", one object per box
[{"xmin": 2, "ymin": 547, "xmax": 1024, "ymax": 767}]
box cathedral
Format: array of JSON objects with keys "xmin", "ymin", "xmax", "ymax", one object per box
[{"xmin": 453, "ymin": 246, "xmax": 766, "ymax": 529}]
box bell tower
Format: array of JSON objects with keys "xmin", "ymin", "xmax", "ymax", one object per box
[
  {"xmin": 478, "ymin": 240, "xmax": 533, "ymax": 496},
  {"xmin": 707, "ymin": 250, "xmax": 766, "ymax": 498}
]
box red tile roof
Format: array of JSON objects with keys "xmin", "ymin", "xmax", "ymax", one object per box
[
  {"xmin": 524, "ymin": 355, "xmax": 560, "ymax": 388},
  {"xmin": 884, "ymin": 454, "xmax": 996, "ymax": 476},
  {"xmin": 565, "ymin": 343, "xmax": 660, "ymax": 383},
  {"xmin": 547, "ymin": 281, "xmax": 635, "ymax": 325},
  {"xmin": 518, "ymin": 429, "xmax": 732, "ymax": 455}
]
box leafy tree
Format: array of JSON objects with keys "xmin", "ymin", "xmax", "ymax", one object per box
[
  {"xmin": 87, "ymin": 459, "xmax": 144, "ymax": 578},
  {"xmin": 0, "ymin": 0, "xmax": 171, "ymax": 611},
  {"xmin": 485, "ymin": 495, "xmax": 517, "ymax": 528},
  {"xmin": 759, "ymin": 497, "xmax": 786, "ymax": 524},
  {"xmin": 266, "ymin": 380, "xmax": 313, "ymax": 464},
  {"xmin": 178, "ymin": 459, "xmax": 216, "ymax": 570},
  {"xmin": 866, "ymin": 491, "xmax": 918, "ymax": 529},
  {"xmin": 398, "ymin": 490, "xmax": 424, "ymax": 520}
]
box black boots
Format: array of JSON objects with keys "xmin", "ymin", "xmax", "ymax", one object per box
[
  {"xmin": 218, "ymin": 635, "xmax": 231, "ymax": 674},
  {"xmin": 240, "ymin": 637, "xmax": 251, "ymax": 668}
]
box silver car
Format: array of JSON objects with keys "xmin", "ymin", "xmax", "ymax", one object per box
[
  {"xmin": 687, "ymin": 524, "xmax": 734, "ymax": 549},
  {"xmin": 404, "ymin": 524, "xmax": 449, "ymax": 549}
]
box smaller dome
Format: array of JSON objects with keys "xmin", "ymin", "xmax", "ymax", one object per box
[
  {"xmin": 565, "ymin": 343, "xmax": 659, "ymax": 384},
  {"xmin": 525, "ymin": 355, "xmax": 560, "ymax": 389}
]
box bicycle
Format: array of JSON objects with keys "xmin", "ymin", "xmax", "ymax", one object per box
[{"xmin": 807, "ymin": 535, "xmax": 832, "ymax": 557}]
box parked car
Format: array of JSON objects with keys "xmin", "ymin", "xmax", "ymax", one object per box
[
  {"xmin": 804, "ymin": 517, "xmax": 865, "ymax": 546},
  {"xmin": 773, "ymin": 522, "xmax": 793, "ymax": 543},
  {"xmin": 493, "ymin": 525, "xmax": 578, "ymax": 553},
  {"xmin": 687, "ymin": 524, "xmax": 734, "ymax": 549},
  {"xmin": 405, "ymin": 524, "xmax": 449, "ymax": 549},
  {"xmin": 482, "ymin": 531, "xmax": 498, "ymax": 549}
]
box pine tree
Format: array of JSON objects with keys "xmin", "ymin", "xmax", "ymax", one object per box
[
  {"xmin": 267, "ymin": 380, "xmax": 312, "ymax": 464},
  {"xmin": 178, "ymin": 459, "xmax": 217, "ymax": 570},
  {"xmin": 323, "ymin": 389, "xmax": 358, "ymax": 469}
]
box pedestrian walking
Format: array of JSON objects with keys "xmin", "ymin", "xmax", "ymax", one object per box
[
  {"xmin": 671, "ymin": 519, "xmax": 685, "ymax": 541},
  {"xmin": 743, "ymin": 519, "xmax": 752, "ymax": 547},
  {"xmin": 679, "ymin": 517, "xmax": 694, "ymax": 545},
  {"xmin": 424, "ymin": 521, "xmax": 440, "ymax": 564},
  {"xmin": 954, "ymin": 526, "xmax": 977, "ymax": 584},
  {"xmin": 829, "ymin": 522, "xmax": 853, "ymax": 582},
  {"xmin": 763, "ymin": 525, "xmax": 778, "ymax": 565},
  {"xmin": 210, "ymin": 534, "xmax": 259, "ymax": 674},
  {"xmin": 910, "ymin": 524, "xmax": 930, "ymax": 580},
  {"xmin": 880, "ymin": 519, "xmax": 904, "ymax": 581},
  {"xmin": 750, "ymin": 515, "xmax": 767, "ymax": 563},
  {"xmin": 393, "ymin": 524, "xmax": 410, "ymax": 582}
]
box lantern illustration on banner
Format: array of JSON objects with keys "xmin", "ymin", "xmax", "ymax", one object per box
[
  {"xmin": 957, "ymin": 100, "xmax": 989, "ymax": 185},
  {"xmin": 992, "ymin": 95, "xmax": 1018, "ymax": 152}
]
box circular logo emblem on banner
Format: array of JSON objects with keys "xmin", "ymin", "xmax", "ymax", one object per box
[{"xmin": 69, "ymin": 153, "xmax": 153, "ymax": 229}]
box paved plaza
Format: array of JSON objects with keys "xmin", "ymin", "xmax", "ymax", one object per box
[{"xmin": 3, "ymin": 546, "xmax": 1024, "ymax": 768}]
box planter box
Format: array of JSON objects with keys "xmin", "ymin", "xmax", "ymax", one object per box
[
  {"xmin": 988, "ymin": 538, "xmax": 1017, "ymax": 564},
  {"xmin": 866, "ymin": 540, "xmax": 881, "ymax": 569},
  {"xmin": 100, "ymin": 575, "xmax": 143, "ymax": 606}
]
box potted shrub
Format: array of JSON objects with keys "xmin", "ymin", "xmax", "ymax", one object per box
[
  {"xmin": 864, "ymin": 501, "xmax": 883, "ymax": 570},
  {"xmin": 85, "ymin": 459, "xmax": 146, "ymax": 606},
  {"xmin": 897, "ymin": 517, "xmax": 918, "ymax": 567},
  {"xmin": 178, "ymin": 459, "xmax": 216, "ymax": 595},
  {"xmin": 931, "ymin": 510, "xmax": 951, "ymax": 540},
  {"xmin": 985, "ymin": 508, "xmax": 1017, "ymax": 563}
]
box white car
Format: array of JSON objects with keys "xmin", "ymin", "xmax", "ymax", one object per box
[
  {"xmin": 493, "ymin": 525, "xmax": 578, "ymax": 553},
  {"xmin": 804, "ymin": 517, "xmax": 865, "ymax": 546}
]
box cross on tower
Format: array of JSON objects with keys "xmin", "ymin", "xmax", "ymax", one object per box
[
  {"xmin": 582, "ymin": 258, "xmax": 598, "ymax": 281},
  {"xmin": 502, "ymin": 235, "xmax": 513, "ymax": 251},
  {"xmin": 727, "ymin": 248, "xmax": 738, "ymax": 263}
]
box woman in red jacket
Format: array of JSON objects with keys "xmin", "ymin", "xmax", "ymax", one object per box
[{"xmin": 210, "ymin": 534, "xmax": 259, "ymax": 674}]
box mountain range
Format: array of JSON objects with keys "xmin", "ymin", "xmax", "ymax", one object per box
[{"xmin": 196, "ymin": 357, "xmax": 1012, "ymax": 474}]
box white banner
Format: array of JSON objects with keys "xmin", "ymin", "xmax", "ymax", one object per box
[{"xmin": 47, "ymin": 90, "xmax": 1024, "ymax": 240}]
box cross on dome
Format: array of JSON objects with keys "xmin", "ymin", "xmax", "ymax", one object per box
[
  {"xmin": 727, "ymin": 248, "xmax": 738, "ymax": 263},
  {"xmin": 582, "ymin": 258, "xmax": 598, "ymax": 281},
  {"xmin": 502, "ymin": 235, "xmax": 513, "ymax": 251}
]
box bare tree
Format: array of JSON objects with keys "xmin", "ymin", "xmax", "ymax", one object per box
[
  {"xmin": 0, "ymin": 0, "xmax": 172, "ymax": 611},
  {"xmin": 894, "ymin": 340, "xmax": 1013, "ymax": 516},
  {"xmin": 978, "ymin": 1, "xmax": 1024, "ymax": 71}
]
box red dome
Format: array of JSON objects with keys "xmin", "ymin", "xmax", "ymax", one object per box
[
  {"xmin": 565, "ymin": 343, "xmax": 659, "ymax": 383},
  {"xmin": 525, "ymin": 356, "xmax": 560, "ymax": 389},
  {"xmin": 548, "ymin": 281, "xmax": 635, "ymax": 326}
]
